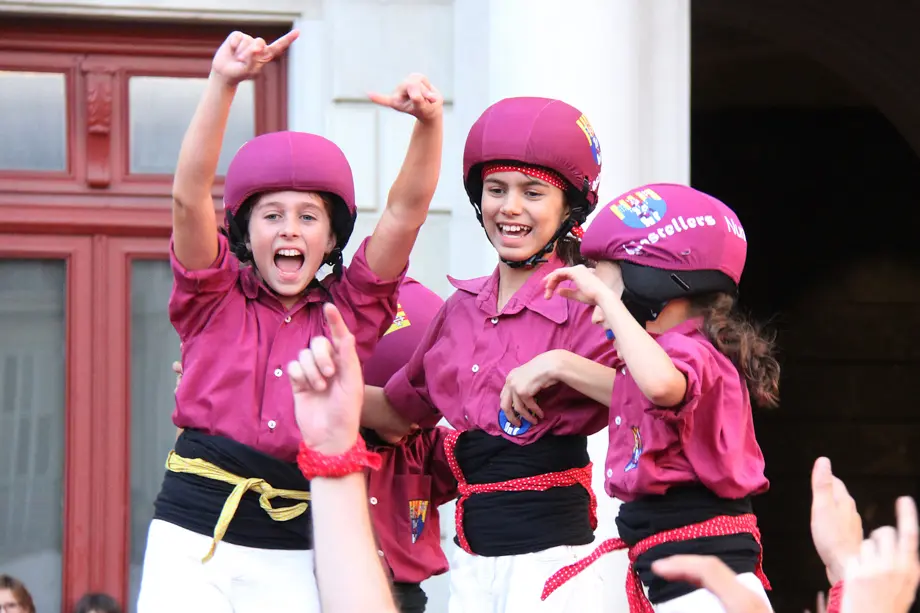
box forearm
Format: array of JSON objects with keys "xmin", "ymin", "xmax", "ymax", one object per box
[
  {"xmin": 364, "ymin": 116, "xmax": 442, "ymax": 279},
  {"xmin": 311, "ymin": 472, "xmax": 398, "ymax": 613},
  {"xmin": 387, "ymin": 116, "xmax": 442, "ymax": 225},
  {"xmin": 553, "ymin": 350, "xmax": 616, "ymax": 407},
  {"xmin": 362, "ymin": 385, "xmax": 413, "ymax": 436},
  {"xmin": 599, "ymin": 295, "xmax": 686, "ymax": 407},
  {"xmin": 174, "ymin": 73, "xmax": 236, "ymax": 208},
  {"xmin": 172, "ymin": 74, "xmax": 237, "ymax": 269}
]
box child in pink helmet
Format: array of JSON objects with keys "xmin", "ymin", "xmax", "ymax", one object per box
[
  {"xmin": 362, "ymin": 97, "xmax": 617, "ymax": 613},
  {"xmin": 136, "ymin": 30, "xmax": 443, "ymax": 613},
  {"xmin": 361, "ymin": 278, "xmax": 456, "ymax": 613},
  {"xmin": 540, "ymin": 184, "xmax": 780, "ymax": 613}
]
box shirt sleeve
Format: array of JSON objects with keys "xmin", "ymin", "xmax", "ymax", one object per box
[
  {"xmin": 327, "ymin": 237, "xmax": 407, "ymax": 363},
  {"xmin": 658, "ymin": 334, "xmax": 766, "ymax": 498},
  {"xmin": 383, "ymin": 301, "xmax": 449, "ymax": 428},
  {"xmin": 426, "ymin": 426, "xmax": 459, "ymax": 506},
  {"xmin": 168, "ymin": 232, "xmax": 240, "ymax": 342},
  {"xmin": 646, "ymin": 332, "xmax": 711, "ymax": 423}
]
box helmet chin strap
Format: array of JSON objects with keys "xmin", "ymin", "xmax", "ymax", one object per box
[{"xmin": 498, "ymin": 217, "xmax": 577, "ymax": 269}]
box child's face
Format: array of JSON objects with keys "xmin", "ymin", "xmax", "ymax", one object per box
[
  {"xmin": 591, "ymin": 260, "xmax": 624, "ymax": 325},
  {"xmin": 246, "ymin": 190, "xmax": 336, "ymax": 302},
  {"xmin": 480, "ymin": 171, "xmax": 568, "ymax": 263}
]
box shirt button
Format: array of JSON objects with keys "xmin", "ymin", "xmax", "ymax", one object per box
[
  {"xmin": 377, "ymin": 550, "xmax": 385, "ymax": 557},
  {"xmin": 284, "ymin": 316, "xmax": 292, "ymax": 323},
  {"xmin": 267, "ymin": 420, "xmax": 277, "ymax": 430},
  {"xmin": 370, "ymin": 497, "xmax": 378, "ymax": 505},
  {"xmin": 490, "ymin": 317, "xmax": 498, "ymax": 324},
  {"xmin": 464, "ymin": 414, "xmax": 469, "ymax": 421},
  {"xmin": 614, "ymin": 416, "xmax": 622, "ymax": 426},
  {"xmin": 606, "ymin": 468, "xmax": 614, "ymax": 478},
  {"xmin": 621, "ymin": 367, "xmax": 627, "ymax": 375},
  {"xmin": 274, "ymin": 368, "xmax": 283, "ymax": 377},
  {"xmin": 471, "ymin": 364, "xmax": 479, "ymax": 373}
]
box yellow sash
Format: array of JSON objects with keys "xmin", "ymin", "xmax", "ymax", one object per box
[{"xmin": 165, "ymin": 450, "xmax": 311, "ymax": 562}]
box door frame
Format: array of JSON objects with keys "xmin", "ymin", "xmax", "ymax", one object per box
[{"xmin": 0, "ymin": 234, "xmax": 94, "ymax": 607}]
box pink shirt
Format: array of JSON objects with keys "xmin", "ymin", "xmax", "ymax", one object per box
[
  {"xmin": 384, "ymin": 257, "xmax": 614, "ymax": 443},
  {"xmin": 170, "ymin": 233, "xmax": 403, "ymax": 462},
  {"xmin": 603, "ymin": 319, "xmax": 769, "ymax": 502},
  {"xmin": 366, "ymin": 426, "xmax": 457, "ymax": 584}
]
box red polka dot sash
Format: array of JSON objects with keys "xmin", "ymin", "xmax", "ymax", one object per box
[
  {"xmin": 443, "ymin": 429, "xmax": 598, "ymax": 555},
  {"xmin": 541, "ymin": 513, "xmax": 771, "ymax": 611}
]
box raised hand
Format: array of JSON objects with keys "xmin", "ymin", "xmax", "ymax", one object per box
[
  {"xmin": 288, "ymin": 303, "xmax": 365, "ymax": 455},
  {"xmin": 810, "ymin": 457, "xmax": 864, "ymax": 585},
  {"xmin": 842, "ymin": 496, "xmax": 920, "ymax": 613},
  {"xmin": 211, "ymin": 29, "xmax": 299, "ymax": 86},
  {"xmin": 544, "ymin": 264, "xmax": 617, "ymax": 306},
  {"xmin": 368, "ymin": 73, "xmax": 443, "ymax": 122}
]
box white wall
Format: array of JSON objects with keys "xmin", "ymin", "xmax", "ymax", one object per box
[{"xmin": 291, "ymin": 0, "xmax": 463, "ymax": 299}]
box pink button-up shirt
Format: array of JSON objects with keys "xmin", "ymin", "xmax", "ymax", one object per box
[
  {"xmin": 384, "ymin": 257, "xmax": 614, "ymax": 443},
  {"xmin": 169, "ymin": 233, "xmax": 403, "ymax": 462},
  {"xmin": 604, "ymin": 319, "xmax": 769, "ymax": 502}
]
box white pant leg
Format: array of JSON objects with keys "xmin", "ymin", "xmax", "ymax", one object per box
[
  {"xmin": 653, "ymin": 572, "xmax": 773, "ymax": 613},
  {"xmin": 136, "ymin": 520, "xmax": 234, "ymax": 613},
  {"xmin": 502, "ymin": 544, "xmax": 605, "ymax": 613},
  {"xmin": 228, "ymin": 546, "xmax": 321, "ymax": 613},
  {"xmin": 448, "ymin": 547, "xmax": 499, "ymax": 613},
  {"xmin": 448, "ymin": 544, "xmax": 605, "ymax": 613}
]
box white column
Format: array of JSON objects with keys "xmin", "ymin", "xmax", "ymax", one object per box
[{"xmin": 452, "ymin": 2, "xmax": 691, "ymax": 611}]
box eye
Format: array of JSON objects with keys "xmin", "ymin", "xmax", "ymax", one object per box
[
  {"xmin": 264, "ymin": 213, "xmax": 280, "ymax": 221},
  {"xmin": 525, "ymin": 189, "xmax": 544, "ymax": 198},
  {"xmin": 487, "ymin": 186, "xmax": 504, "ymax": 196},
  {"xmin": 301, "ymin": 214, "xmax": 317, "ymax": 222}
]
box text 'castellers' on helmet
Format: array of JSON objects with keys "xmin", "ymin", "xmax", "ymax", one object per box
[
  {"xmin": 222, "ymin": 130, "xmax": 357, "ymax": 272},
  {"xmin": 463, "ymin": 97, "xmax": 603, "ymax": 267}
]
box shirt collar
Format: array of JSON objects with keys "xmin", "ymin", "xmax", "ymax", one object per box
[
  {"xmin": 240, "ymin": 266, "xmax": 327, "ymax": 311},
  {"xmin": 447, "ymin": 257, "xmax": 570, "ymax": 324}
]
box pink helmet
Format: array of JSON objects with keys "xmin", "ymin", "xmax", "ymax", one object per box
[
  {"xmin": 463, "ymin": 97, "xmax": 602, "ymax": 227},
  {"xmin": 582, "ymin": 183, "xmax": 746, "ymax": 324},
  {"xmin": 222, "ymin": 131, "xmax": 357, "ymax": 264},
  {"xmin": 362, "ymin": 278, "xmax": 444, "ymax": 388}
]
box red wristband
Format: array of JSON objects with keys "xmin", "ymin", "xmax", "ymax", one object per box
[
  {"xmin": 827, "ymin": 581, "xmax": 844, "ymax": 613},
  {"xmin": 297, "ymin": 435, "xmax": 382, "ymax": 480}
]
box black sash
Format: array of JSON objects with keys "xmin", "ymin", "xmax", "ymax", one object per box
[
  {"xmin": 616, "ymin": 485, "xmax": 761, "ymax": 604},
  {"xmin": 153, "ymin": 429, "xmax": 313, "ymax": 550},
  {"xmin": 453, "ymin": 430, "xmax": 594, "ymax": 556}
]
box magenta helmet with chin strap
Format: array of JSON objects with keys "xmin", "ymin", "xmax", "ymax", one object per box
[
  {"xmin": 462, "ymin": 97, "xmax": 603, "ymax": 266},
  {"xmin": 463, "ymin": 96, "xmax": 602, "ymax": 226},
  {"xmin": 221, "ymin": 130, "xmax": 357, "ymax": 268}
]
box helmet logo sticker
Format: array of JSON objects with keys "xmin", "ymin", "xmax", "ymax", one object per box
[
  {"xmin": 576, "ymin": 114, "xmax": 602, "ymax": 166},
  {"xmin": 610, "ymin": 188, "xmax": 667, "ymax": 229}
]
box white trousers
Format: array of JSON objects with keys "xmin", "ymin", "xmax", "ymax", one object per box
[
  {"xmin": 653, "ymin": 572, "xmax": 772, "ymax": 613},
  {"xmin": 136, "ymin": 519, "xmax": 321, "ymax": 613},
  {"xmin": 447, "ymin": 544, "xmax": 605, "ymax": 613}
]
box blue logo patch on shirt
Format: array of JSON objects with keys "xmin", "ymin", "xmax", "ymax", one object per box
[{"xmin": 498, "ymin": 409, "xmax": 532, "ymax": 437}]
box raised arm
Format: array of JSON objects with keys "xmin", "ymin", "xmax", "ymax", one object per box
[
  {"xmin": 172, "ymin": 30, "xmax": 299, "ymax": 271},
  {"xmin": 289, "ymin": 304, "xmax": 398, "ymax": 613},
  {"xmin": 363, "ymin": 74, "xmax": 444, "ymax": 280}
]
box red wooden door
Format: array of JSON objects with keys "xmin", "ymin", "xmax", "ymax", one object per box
[{"xmin": 0, "ymin": 16, "xmax": 288, "ymax": 612}]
